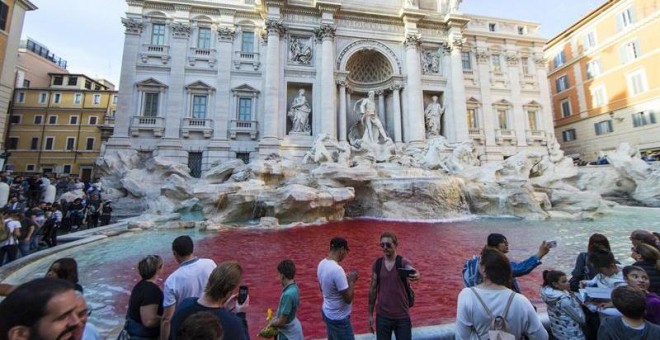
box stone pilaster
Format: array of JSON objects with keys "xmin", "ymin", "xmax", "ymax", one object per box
[
  {"xmin": 337, "ymin": 80, "xmax": 347, "ymax": 141},
  {"xmin": 390, "ymin": 82, "xmax": 404, "ymax": 143},
  {"xmin": 315, "ymin": 24, "xmax": 337, "ymax": 140},
  {"xmin": 506, "ymin": 49, "xmax": 527, "ymax": 146},
  {"xmin": 208, "ymin": 26, "xmax": 235, "ymax": 156},
  {"xmin": 404, "ymin": 34, "xmax": 425, "ymax": 145},
  {"xmin": 447, "ymin": 34, "xmax": 469, "ymax": 143},
  {"xmin": 475, "ymin": 46, "xmax": 497, "ymax": 149},
  {"xmin": 534, "ymin": 54, "xmax": 554, "ymax": 139},
  {"xmin": 260, "ymin": 19, "xmax": 286, "ymax": 154}
]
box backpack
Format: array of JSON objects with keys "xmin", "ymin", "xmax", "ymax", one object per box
[
  {"xmin": 374, "ymin": 255, "xmax": 415, "ymax": 307},
  {"xmin": 462, "ymin": 255, "xmax": 483, "ymax": 287},
  {"xmin": 470, "ymin": 288, "xmax": 516, "ymax": 340},
  {"xmin": 0, "ymin": 221, "xmax": 11, "ymax": 242}
]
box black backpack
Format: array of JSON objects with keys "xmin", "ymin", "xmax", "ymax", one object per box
[{"xmin": 374, "ymin": 255, "xmax": 415, "ymax": 307}]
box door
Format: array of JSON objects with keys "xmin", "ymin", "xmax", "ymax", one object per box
[
  {"xmin": 188, "ymin": 152, "xmax": 202, "ymax": 178},
  {"xmin": 80, "ymin": 167, "xmax": 93, "ymax": 182}
]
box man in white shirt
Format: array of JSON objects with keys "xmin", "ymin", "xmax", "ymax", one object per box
[
  {"xmin": 0, "ymin": 213, "xmax": 21, "ymax": 265},
  {"xmin": 317, "ymin": 237, "xmax": 358, "ymax": 340},
  {"xmin": 160, "ymin": 235, "xmax": 216, "ymax": 340}
]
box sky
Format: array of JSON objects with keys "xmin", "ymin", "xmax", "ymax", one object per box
[{"xmin": 21, "ymin": 0, "xmax": 606, "ymax": 88}]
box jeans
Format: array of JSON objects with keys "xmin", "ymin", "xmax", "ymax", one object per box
[
  {"xmin": 18, "ymin": 241, "xmax": 30, "ymax": 257},
  {"xmin": 0, "ymin": 245, "xmax": 18, "ymax": 265},
  {"xmin": 376, "ymin": 315, "xmax": 412, "ymax": 340},
  {"xmin": 322, "ymin": 311, "xmax": 355, "ymax": 340}
]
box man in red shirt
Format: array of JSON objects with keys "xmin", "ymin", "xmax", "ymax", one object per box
[{"xmin": 368, "ymin": 231, "xmax": 420, "ymax": 340}]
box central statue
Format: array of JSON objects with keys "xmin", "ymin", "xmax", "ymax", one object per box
[{"xmin": 353, "ymin": 91, "xmax": 391, "ymax": 145}]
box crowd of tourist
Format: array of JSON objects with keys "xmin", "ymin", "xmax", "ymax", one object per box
[
  {"xmin": 1, "ymin": 228, "xmax": 660, "ymax": 340},
  {"xmin": 0, "ymin": 174, "xmax": 113, "ymax": 266}
]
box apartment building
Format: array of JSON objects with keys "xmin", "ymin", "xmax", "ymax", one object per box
[
  {"xmin": 545, "ymin": 0, "xmax": 659, "ymax": 161},
  {"xmin": 7, "ymin": 73, "xmax": 117, "ymax": 180}
]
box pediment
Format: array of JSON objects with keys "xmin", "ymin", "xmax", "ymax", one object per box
[
  {"xmin": 186, "ymin": 81, "xmax": 215, "ymax": 91},
  {"xmin": 524, "ymin": 100, "xmax": 542, "ymax": 107},
  {"xmin": 136, "ymin": 78, "xmax": 168, "ymax": 88},
  {"xmin": 467, "ymin": 97, "xmax": 481, "ymax": 104},
  {"xmin": 231, "ymin": 83, "xmax": 259, "ymax": 94}
]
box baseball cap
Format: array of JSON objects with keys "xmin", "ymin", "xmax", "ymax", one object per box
[{"xmin": 330, "ymin": 237, "xmax": 350, "ymax": 251}]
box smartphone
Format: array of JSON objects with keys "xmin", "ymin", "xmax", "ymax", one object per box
[
  {"xmin": 238, "ymin": 285, "xmax": 248, "ymax": 304},
  {"xmin": 398, "ymin": 268, "xmax": 416, "ymax": 277},
  {"xmin": 547, "ymin": 241, "xmax": 557, "ymax": 248}
]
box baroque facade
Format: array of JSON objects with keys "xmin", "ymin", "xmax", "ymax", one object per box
[
  {"xmin": 109, "ymin": 0, "xmax": 554, "ymax": 174},
  {"xmin": 545, "ymin": 0, "xmax": 660, "ymax": 162}
]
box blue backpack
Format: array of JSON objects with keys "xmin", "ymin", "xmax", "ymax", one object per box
[{"xmin": 462, "ymin": 255, "xmax": 483, "ymax": 287}]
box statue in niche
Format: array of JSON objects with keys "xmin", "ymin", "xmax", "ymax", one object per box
[
  {"xmin": 287, "ymin": 89, "xmax": 312, "ymax": 134},
  {"xmin": 425, "ymin": 95, "xmax": 445, "ymax": 137},
  {"xmin": 347, "ymin": 91, "xmax": 396, "ymax": 162},
  {"xmin": 289, "ymin": 37, "xmax": 312, "ymax": 65},
  {"xmin": 421, "ymin": 50, "xmax": 440, "ymax": 74},
  {"xmin": 357, "ymin": 91, "xmax": 391, "ymax": 145}
]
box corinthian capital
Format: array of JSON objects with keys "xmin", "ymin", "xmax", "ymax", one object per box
[
  {"xmin": 265, "ymin": 19, "xmax": 286, "ymax": 37},
  {"xmin": 217, "ymin": 26, "xmax": 236, "ymax": 42},
  {"xmin": 121, "ymin": 18, "xmax": 143, "ymax": 35},
  {"xmin": 170, "ymin": 22, "xmax": 191, "ymax": 39},
  {"xmin": 314, "ymin": 24, "xmax": 336, "ymax": 40},
  {"xmin": 404, "ymin": 34, "xmax": 421, "ymax": 48}
]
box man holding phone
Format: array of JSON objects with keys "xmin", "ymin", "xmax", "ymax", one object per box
[{"xmin": 368, "ymin": 231, "xmax": 419, "ymax": 340}]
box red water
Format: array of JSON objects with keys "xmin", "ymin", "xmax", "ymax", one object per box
[{"xmin": 151, "ymin": 219, "xmax": 544, "ymax": 339}]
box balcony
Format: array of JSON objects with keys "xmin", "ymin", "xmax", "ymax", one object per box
[
  {"xmin": 495, "ymin": 129, "xmax": 517, "ymax": 145},
  {"xmin": 140, "ymin": 44, "xmax": 170, "ymax": 64},
  {"xmin": 468, "ymin": 128, "xmax": 485, "ymax": 145},
  {"xmin": 188, "ymin": 48, "xmax": 217, "ymax": 67},
  {"xmin": 229, "ymin": 120, "xmax": 258, "ymax": 139},
  {"xmin": 182, "ymin": 118, "xmax": 213, "ymax": 138},
  {"xmin": 130, "ymin": 116, "xmax": 165, "ymax": 137},
  {"xmin": 526, "ymin": 130, "xmax": 547, "ymax": 145},
  {"xmin": 233, "ymin": 51, "xmax": 260, "ymax": 70}
]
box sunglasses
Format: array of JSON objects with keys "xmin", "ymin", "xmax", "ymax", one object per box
[{"xmin": 380, "ymin": 242, "xmax": 393, "ymax": 249}]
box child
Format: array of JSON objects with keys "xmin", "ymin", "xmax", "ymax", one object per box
[
  {"xmin": 623, "ymin": 266, "xmax": 660, "ymax": 324},
  {"xmin": 540, "ymin": 270, "xmax": 586, "ymax": 339},
  {"xmin": 598, "ymin": 286, "xmax": 660, "ymax": 339}
]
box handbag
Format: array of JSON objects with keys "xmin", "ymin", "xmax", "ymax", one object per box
[{"xmin": 116, "ymin": 319, "xmax": 130, "ymax": 340}]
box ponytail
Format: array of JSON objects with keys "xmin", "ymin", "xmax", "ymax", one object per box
[{"xmin": 542, "ymin": 269, "xmax": 565, "ymax": 288}]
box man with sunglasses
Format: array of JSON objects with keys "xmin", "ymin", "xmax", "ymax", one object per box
[{"xmin": 368, "ymin": 231, "xmax": 419, "ymax": 340}]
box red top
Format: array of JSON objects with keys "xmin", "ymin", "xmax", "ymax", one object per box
[{"xmin": 374, "ymin": 256, "xmax": 412, "ymax": 319}]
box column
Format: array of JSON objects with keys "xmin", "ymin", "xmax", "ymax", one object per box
[
  {"xmin": 377, "ymin": 90, "xmax": 386, "ymax": 124},
  {"xmin": 213, "ymin": 27, "xmax": 235, "ymax": 141},
  {"xmin": 390, "ymin": 83, "xmax": 403, "ymax": 143},
  {"xmin": 261, "ymin": 20, "xmax": 285, "ymax": 147},
  {"xmin": 505, "ymin": 50, "xmax": 527, "ymax": 147},
  {"xmin": 107, "ymin": 18, "xmax": 144, "ymax": 148},
  {"xmin": 337, "ymin": 80, "xmax": 347, "ymax": 141},
  {"xmin": 316, "ymin": 24, "xmax": 337, "ymax": 140},
  {"xmin": 448, "ymin": 33, "xmax": 470, "ymax": 142},
  {"xmin": 404, "ymin": 34, "xmax": 425, "ymax": 145},
  {"xmin": 535, "ymin": 55, "xmax": 554, "ymax": 140}
]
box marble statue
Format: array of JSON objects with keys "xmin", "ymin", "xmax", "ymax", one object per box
[
  {"xmin": 424, "ymin": 95, "xmax": 445, "ymax": 137},
  {"xmin": 422, "ymin": 50, "xmax": 440, "ymax": 74},
  {"xmin": 449, "ymin": 0, "xmax": 463, "ymax": 12},
  {"xmin": 287, "ymin": 89, "xmax": 312, "ymax": 134},
  {"xmin": 405, "ymin": 0, "xmax": 418, "ymax": 8},
  {"xmin": 358, "ymin": 91, "xmax": 390, "ymax": 144},
  {"xmin": 303, "ymin": 133, "xmax": 334, "ymax": 164},
  {"xmin": 289, "ymin": 37, "xmax": 312, "ymax": 65}
]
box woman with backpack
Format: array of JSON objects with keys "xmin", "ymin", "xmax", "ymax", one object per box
[
  {"xmin": 540, "ymin": 270, "xmax": 586, "ymax": 339},
  {"xmin": 455, "ymin": 248, "xmax": 548, "ymax": 339}
]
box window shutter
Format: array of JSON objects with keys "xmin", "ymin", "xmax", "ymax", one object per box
[
  {"xmin": 619, "ymin": 44, "xmax": 628, "ymax": 64},
  {"xmin": 616, "ymin": 13, "xmax": 623, "ymax": 32},
  {"xmin": 630, "ymin": 7, "xmax": 637, "ymax": 23},
  {"xmin": 634, "ymin": 39, "xmax": 641, "ymax": 57}
]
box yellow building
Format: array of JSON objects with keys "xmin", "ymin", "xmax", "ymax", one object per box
[
  {"xmin": 0, "ymin": 0, "xmax": 37, "ymax": 158},
  {"xmin": 545, "ymin": 0, "xmax": 660, "ymax": 162},
  {"xmin": 7, "ymin": 73, "xmax": 117, "ymax": 180}
]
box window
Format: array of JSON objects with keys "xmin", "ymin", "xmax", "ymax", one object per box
[
  {"xmin": 45, "ymin": 137, "xmax": 54, "ymax": 150},
  {"xmin": 23, "ymin": 79, "xmax": 30, "ymax": 88},
  {"xmin": 620, "ymin": 40, "xmax": 641, "ymax": 64},
  {"xmin": 0, "ymin": 2, "xmax": 9, "ymax": 31},
  {"xmin": 236, "ymin": 152, "xmax": 250, "ymax": 164},
  {"xmin": 68, "ymin": 76, "xmax": 78, "ymax": 86},
  {"xmin": 497, "ymin": 109, "xmax": 508, "ymax": 129},
  {"xmin": 53, "ymin": 75, "xmax": 63, "ymax": 86},
  {"xmin": 34, "ymin": 115, "xmax": 43, "ymax": 124},
  {"xmin": 198, "ymin": 27, "xmax": 212, "ymax": 49},
  {"xmin": 89, "ymin": 116, "xmax": 98, "ymax": 125},
  {"xmin": 69, "ymin": 116, "xmax": 78, "ymax": 125},
  {"xmin": 521, "ymin": 57, "xmax": 530, "ymax": 76},
  {"xmin": 553, "ymin": 51, "xmax": 566, "ymax": 68},
  {"xmin": 594, "ymin": 120, "xmax": 613, "ymax": 135},
  {"xmin": 192, "ymin": 95, "xmax": 207, "ymax": 119},
  {"xmin": 26, "ymin": 164, "xmax": 35, "ymax": 172},
  {"xmin": 74, "ymin": 93, "xmax": 82, "ymax": 104},
  {"xmin": 48, "ymin": 116, "xmax": 57, "ymax": 124},
  {"xmin": 586, "ymin": 60, "xmax": 602, "ymax": 79},
  {"xmin": 584, "ymin": 31, "xmax": 596, "ymax": 51},
  {"xmin": 93, "ymin": 94, "xmax": 101, "ymax": 105},
  {"xmin": 241, "ymin": 31, "xmax": 255, "ymax": 53},
  {"xmin": 7, "ymin": 137, "xmax": 18, "ymax": 150},
  {"xmin": 556, "ymin": 75, "xmax": 570, "ymax": 92},
  {"xmin": 94, "ymin": 84, "xmax": 101, "ymax": 91},
  {"xmin": 30, "ymin": 137, "xmax": 39, "ymax": 150},
  {"xmin": 143, "ymin": 93, "xmax": 159, "ymax": 116},
  {"xmin": 562, "ymin": 129, "xmax": 577, "ymax": 142},
  {"xmin": 517, "ymin": 26, "xmax": 526, "ymax": 35},
  {"xmin": 16, "ymin": 92, "xmax": 25, "ymax": 103},
  {"xmin": 63, "ymin": 165, "xmax": 72, "ymax": 174},
  {"xmin": 591, "ymin": 86, "xmax": 607, "ymax": 107},
  {"xmin": 238, "ymin": 98, "xmax": 252, "ymax": 121},
  {"xmin": 66, "ymin": 137, "xmax": 75, "ymax": 151},
  {"xmin": 467, "ymin": 108, "xmax": 479, "ymax": 129},
  {"xmin": 617, "ymin": 7, "xmax": 635, "ymax": 31},
  {"xmin": 627, "ymin": 69, "xmax": 648, "ymax": 96},
  {"xmin": 112, "ymin": 95, "xmax": 118, "ymax": 104},
  {"xmin": 84, "ymin": 80, "xmax": 92, "ymax": 89},
  {"xmin": 560, "ymin": 99, "xmax": 572, "ymax": 117},
  {"xmin": 39, "ymin": 92, "xmax": 48, "ymax": 104},
  {"xmin": 151, "ymin": 23, "xmax": 166, "ymax": 45},
  {"xmin": 632, "ymin": 111, "xmax": 657, "ymax": 128},
  {"xmin": 488, "ymin": 23, "xmax": 496, "ymax": 32},
  {"xmin": 86, "ymin": 138, "xmax": 94, "ymax": 150},
  {"xmin": 9, "ymin": 115, "xmax": 20, "ymax": 124},
  {"xmin": 53, "ymin": 93, "xmax": 61, "ymax": 104},
  {"xmin": 461, "ymin": 52, "xmax": 472, "ymax": 71},
  {"xmin": 527, "ymin": 110, "xmax": 539, "ymax": 130},
  {"xmin": 491, "ymin": 55, "xmax": 501, "ymax": 73}
]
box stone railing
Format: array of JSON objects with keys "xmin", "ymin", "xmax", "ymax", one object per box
[
  {"xmin": 130, "ymin": 116, "xmax": 165, "ymax": 137},
  {"xmin": 233, "ymin": 51, "xmax": 260, "ymax": 70},
  {"xmin": 182, "ymin": 118, "xmax": 213, "ymax": 138},
  {"xmin": 495, "ymin": 129, "xmax": 517, "ymax": 145},
  {"xmin": 188, "ymin": 47, "xmax": 217, "ymax": 67},
  {"xmin": 229, "ymin": 120, "xmax": 258, "ymax": 139},
  {"xmin": 468, "ymin": 128, "xmax": 485, "ymax": 145},
  {"xmin": 526, "ymin": 129, "xmax": 547, "ymax": 145},
  {"xmin": 141, "ymin": 44, "xmax": 170, "ymax": 64}
]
